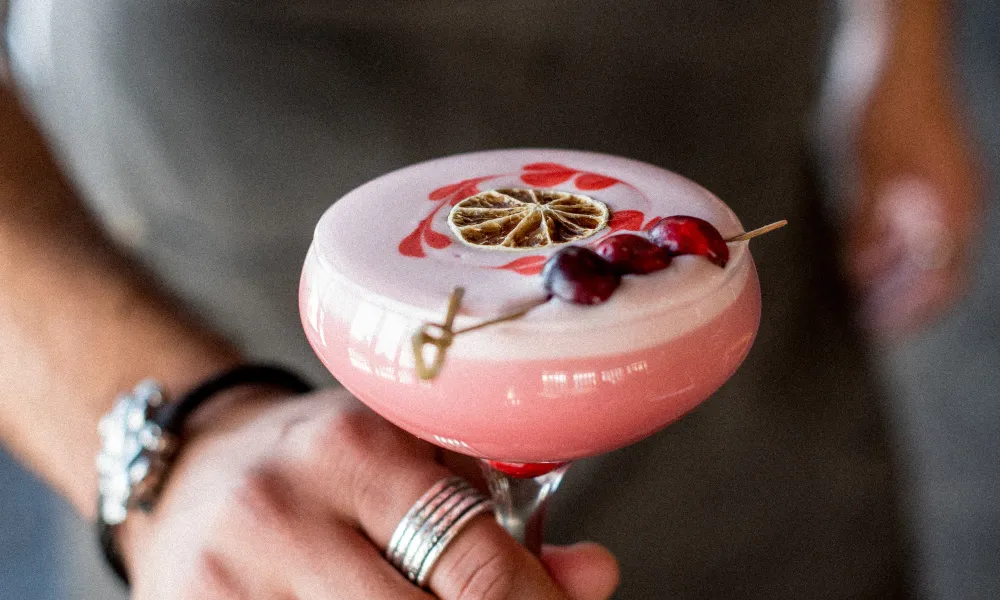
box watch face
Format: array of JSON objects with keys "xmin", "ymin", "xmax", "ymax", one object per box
[{"xmin": 97, "ymin": 380, "xmax": 167, "ymax": 524}]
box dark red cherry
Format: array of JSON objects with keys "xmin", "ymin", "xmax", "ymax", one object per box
[
  {"xmin": 542, "ymin": 246, "xmax": 620, "ymax": 305},
  {"xmin": 594, "ymin": 233, "xmax": 673, "ymax": 274},
  {"xmin": 648, "ymin": 215, "xmax": 729, "ymax": 268}
]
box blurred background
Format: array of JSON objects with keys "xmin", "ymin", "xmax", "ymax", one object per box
[{"xmin": 1, "ymin": 0, "xmax": 998, "ymax": 598}]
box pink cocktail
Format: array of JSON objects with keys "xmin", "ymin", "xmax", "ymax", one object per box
[{"xmin": 300, "ymin": 149, "xmax": 761, "ymax": 550}]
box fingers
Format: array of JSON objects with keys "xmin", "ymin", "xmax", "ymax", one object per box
[
  {"xmin": 851, "ymin": 247, "xmax": 958, "ymax": 338},
  {"xmin": 541, "ymin": 543, "xmax": 621, "ymax": 600},
  {"xmin": 286, "ymin": 407, "xmax": 455, "ymax": 548},
  {"xmin": 288, "ymin": 524, "xmax": 433, "ymax": 600},
  {"xmin": 134, "ymin": 393, "xmax": 616, "ymax": 600},
  {"xmin": 188, "ymin": 552, "xmax": 251, "ymax": 600},
  {"xmin": 298, "ymin": 414, "xmax": 567, "ymax": 599},
  {"xmin": 846, "ymin": 177, "xmax": 968, "ymax": 338},
  {"xmin": 290, "ymin": 408, "xmax": 609, "ymax": 599},
  {"xmin": 210, "ymin": 465, "xmax": 430, "ymax": 600},
  {"xmin": 425, "ymin": 516, "xmax": 575, "ymax": 600}
]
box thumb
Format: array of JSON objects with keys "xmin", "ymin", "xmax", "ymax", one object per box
[{"xmin": 541, "ymin": 542, "xmax": 620, "ymax": 600}]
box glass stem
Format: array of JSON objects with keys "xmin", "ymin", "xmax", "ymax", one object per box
[{"xmin": 478, "ymin": 461, "xmax": 571, "ymax": 556}]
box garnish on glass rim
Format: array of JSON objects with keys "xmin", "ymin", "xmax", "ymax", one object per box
[
  {"xmin": 448, "ymin": 188, "xmax": 610, "ymax": 250},
  {"xmin": 412, "ymin": 219, "xmax": 787, "ymax": 380}
]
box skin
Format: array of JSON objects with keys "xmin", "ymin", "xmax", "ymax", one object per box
[
  {"xmin": 841, "ymin": 0, "xmax": 983, "ymax": 338},
  {"xmin": 126, "ymin": 391, "xmax": 619, "ymax": 600},
  {"xmin": 0, "ymin": 0, "xmax": 981, "ymax": 597}
]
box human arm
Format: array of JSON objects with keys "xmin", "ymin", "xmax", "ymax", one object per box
[
  {"xmin": 0, "ymin": 82, "xmax": 244, "ymax": 516},
  {"xmin": 826, "ymin": 0, "xmax": 982, "ymax": 337}
]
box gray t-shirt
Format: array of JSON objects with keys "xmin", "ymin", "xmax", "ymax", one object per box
[{"xmin": 6, "ymin": 1, "xmax": 906, "ymax": 597}]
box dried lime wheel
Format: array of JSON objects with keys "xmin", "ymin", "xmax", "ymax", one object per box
[{"xmin": 447, "ymin": 188, "xmax": 609, "ymax": 250}]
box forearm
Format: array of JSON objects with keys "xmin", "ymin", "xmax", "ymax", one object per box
[
  {"xmin": 859, "ymin": 0, "xmax": 970, "ymax": 177},
  {"xmin": 837, "ymin": 0, "xmax": 952, "ymax": 72},
  {"xmin": 825, "ymin": 0, "xmax": 960, "ymax": 167},
  {"xmin": 0, "ymin": 84, "xmax": 242, "ymax": 516},
  {"xmin": 890, "ymin": 0, "xmax": 950, "ymax": 64}
]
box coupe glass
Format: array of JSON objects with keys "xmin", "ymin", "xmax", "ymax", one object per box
[{"xmin": 299, "ymin": 149, "xmax": 761, "ymax": 553}]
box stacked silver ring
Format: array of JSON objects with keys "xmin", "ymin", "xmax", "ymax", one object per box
[{"xmin": 386, "ymin": 476, "xmax": 494, "ymax": 587}]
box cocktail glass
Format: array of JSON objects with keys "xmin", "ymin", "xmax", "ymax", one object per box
[{"xmin": 299, "ymin": 149, "xmax": 761, "ymax": 554}]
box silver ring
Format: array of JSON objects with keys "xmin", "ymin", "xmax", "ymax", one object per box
[
  {"xmin": 386, "ymin": 477, "xmax": 468, "ymax": 566},
  {"xmin": 386, "ymin": 476, "xmax": 493, "ymax": 587}
]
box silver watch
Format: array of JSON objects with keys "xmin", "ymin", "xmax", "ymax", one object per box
[{"xmin": 96, "ymin": 380, "xmax": 178, "ymax": 525}]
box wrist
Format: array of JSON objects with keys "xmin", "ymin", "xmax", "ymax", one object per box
[
  {"xmin": 115, "ymin": 386, "xmax": 287, "ymax": 579},
  {"xmin": 96, "ymin": 366, "xmax": 314, "ymax": 584}
]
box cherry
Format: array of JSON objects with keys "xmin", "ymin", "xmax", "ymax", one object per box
[
  {"xmin": 594, "ymin": 233, "xmax": 673, "ymax": 274},
  {"xmin": 542, "ymin": 246, "xmax": 620, "ymax": 305},
  {"xmin": 648, "ymin": 215, "xmax": 729, "ymax": 268}
]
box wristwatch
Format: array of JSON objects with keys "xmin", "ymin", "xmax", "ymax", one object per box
[
  {"xmin": 97, "ymin": 380, "xmax": 176, "ymax": 527},
  {"xmin": 95, "ymin": 365, "xmax": 314, "ymax": 585}
]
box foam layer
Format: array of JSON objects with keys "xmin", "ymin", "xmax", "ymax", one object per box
[{"xmin": 305, "ymin": 149, "xmax": 752, "ymax": 360}]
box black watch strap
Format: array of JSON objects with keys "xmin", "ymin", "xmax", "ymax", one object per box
[
  {"xmin": 157, "ymin": 364, "xmax": 314, "ymax": 436},
  {"xmin": 98, "ymin": 364, "xmax": 314, "ymax": 586}
]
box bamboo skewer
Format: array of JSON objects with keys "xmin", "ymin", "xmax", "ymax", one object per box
[
  {"xmin": 412, "ymin": 291, "xmax": 548, "ymax": 380},
  {"xmin": 726, "ymin": 220, "xmax": 787, "ymax": 242},
  {"xmin": 414, "ymin": 219, "xmax": 788, "ymax": 380},
  {"xmin": 412, "ymin": 287, "xmax": 463, "ymax": 380}
]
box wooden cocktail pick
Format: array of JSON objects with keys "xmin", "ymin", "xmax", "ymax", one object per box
[
  {"xmin": 726, "ymin": 220, "xmax": 787, "ymax": 242},
  {"xmin": 413, "ymin": 219, "xmax": 788, "ymax": 380},
  {"xmin": 412, "ymin": 288, "xmax": 548, "ymax": 380},
  {"xmin": 412, "ymin": 287, "xmax": 463, "ymax": 380}
]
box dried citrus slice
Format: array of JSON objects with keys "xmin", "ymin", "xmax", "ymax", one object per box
[{"xmin": 447, "ymin": 188, "xmax": 609, "ymax": 250}]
